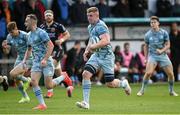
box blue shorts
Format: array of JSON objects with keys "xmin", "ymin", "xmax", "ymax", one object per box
[
  {"xmin": 85, "ymin": 52, "xmax": 115, "ymax": 82},
  {"xmin": 148, "ymin": 54, "xmax": 172, "ymax": 67},
  {"xmin": 14, "ymin": 57, "xmax": 32, "ymax": 69},
  {"xmin": 31, "ymin": 57, "xmax": 54, "ymax": 77}
]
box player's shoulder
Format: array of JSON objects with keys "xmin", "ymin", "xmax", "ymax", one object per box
[
  {"xmin": 19, "ymin": 30, "xmax": 27, "ymax": 35},
  {"xmin": 40, "ymin": 23, "xmax": 46, "ymax": 28},
  {"xmin": 53, "ymin": 22, "xmax": 63, "ymax": 27},
  {"xmin": 6, "ymin": 34, "xmax": 12, "ymax": 39},
  {"xmin": 37, "ymin": 27, "xmax": 46, "ymax": 33},
  {"xmin": 159, "ymin": 28, "xmax": 168, "ymax": 34},
  {"xmin": 145, "ymin": 29, "xmax": 152, "ymax": 37}
]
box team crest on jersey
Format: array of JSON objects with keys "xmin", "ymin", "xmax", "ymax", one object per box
[{"xmin": 51, "ymin": 28, "xmax": 55, "ymax": 32}]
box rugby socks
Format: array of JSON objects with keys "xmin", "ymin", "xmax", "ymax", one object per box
[
  {"xmin": 83, "ymin": 79, "xmax": 91, "ymax": 104},
  {"xmin": 18, "ymin": 82, "xmax": 28, "ymax": 98},
  {"xmin": 140, "ymin": 79, "xmax": 149, "ymax": 92},
  {"xmin": 168, "ymin": 80, "xmax": 174, "ymax": 93},
  {"xmin": 17, "ymin": 75, "xmax": 28, "ymax": 82},
  {"xmin": 33, "ymin": 86, "xmax": 45, "ymax": 105},
  {"xmin": 52, "ymin": 75, "xmax": 65, "ymax": 85}
]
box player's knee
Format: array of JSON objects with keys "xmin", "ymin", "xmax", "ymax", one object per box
[
  {"xmin": 106, "ymin": 82, "xmax": 115, "ymax": 88},
  {"xmin": 45, "ymin": 84, "xmax": 53, "ymax": 89},
  {"xmin": 10, "ymin": 71, "xmax": 16, "ymax": 78},
  {"xmin": 167, "ymin": 72, "xmax": 174, "ymax": 79},
  {"xmin": 146, "ymin": 71, "xmax": 153, "ymax": 77},
  {"xmin": 31, "ymin": 79, "xmax": 38, "ymax": 87},
  {"xmin": 82, "ymin": 71, "xmax": 92, "ymax": 79}
]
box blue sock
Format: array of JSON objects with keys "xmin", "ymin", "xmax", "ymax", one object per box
[
  {"xmin": 18, "ymin": 82, "xmax": 28, "ymax": 98},
  {"xmin": 52, "ymin": 75, "xmax": 65, "ymax": 85},
  {"xmin": 16, "ymin": 75, "xmax": 28, "ymax": 82},
  {"xmin": 140, "ymin": 79, "xmax": 149, "ymax": 92},
  {"xmin": 82, "ymin": 79, "xmax": 91, "ymax": 104},
  {"xmin": 33, "ymin": 86, "xmax": 45, "ymax": 105},
  {"xmin": 168, "ymin": 80, "xmax": 174, "ymax": 93}
]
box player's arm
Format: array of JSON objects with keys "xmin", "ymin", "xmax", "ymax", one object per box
[
  {"xmin": 59, "ymin": 31, "xmax": 70, "ymax": 43},
  {"xmin": 43, "ymin": 40, "xmax": 54, "ymax": 61},
  {"xmin": 89, "ymin": 33, "xmax": 110, "ymax": 51},
  {"xmin": 83, "ymin": 39, "xmax": 93, "ymax": 61},
  {"xmin": 156, "ymin": 31, "xmax": 170, "ymax": 54},
  {"xmin": 156, "ymin": 41, "xmax": 170, "ymax": 54},
  {"xmin": 23, "ymin": 47, "xmax": 32, "ymax": 63},
  {"xmin": 2, "ymin": 40, "xmax": 11, "ymax": 55},
  {"xmin": 144, "ymin": 43, "xmax": 149, "ymax": 59}
]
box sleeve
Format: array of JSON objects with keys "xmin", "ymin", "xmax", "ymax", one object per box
[
  {"xmin": 144, "ymin": 33, "xmax": 149, "ymax": 44},
  {"xmin": 96, "ymin": 25, "xmax": 108, "ymax": 37},
  {"xmin": 6, "ymin": 35, "xmax": 12, "ymax": 45},
  {"xmin": 58, "ymin": 23, "xmax": 66, "ymax": 33},
  {"xmin": 39, "ymin": 29, "xmax": 50, "ymax": 43},
  {"xmin": 164, "ymin": 30, "xmax": 170, "ymax": 41}
]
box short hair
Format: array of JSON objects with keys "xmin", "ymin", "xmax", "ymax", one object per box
[
  {"xmin": 75, "ymin": 40, "xmax": 80, "ymax": 45},
  {"xmin": 7, "ymin": 21, "xmax": 17, "ymax": 32},
  {"xmin": 87, "ymin": 7, "xmax": 99, "ymax": 13},
  {"xmin": 150, "ymin": 16, "xmax": 159, "ymax": 22},
  {"xmin": 44, "ymin": 10, "xmax": 54, "ymax": 15},
  {"xmin": 124, "ymin": 42, "xmax": 129, "ymax": 47},
  {"xmin": 26, "ymin": 14, "xmax": 38, "ymax": 23}
]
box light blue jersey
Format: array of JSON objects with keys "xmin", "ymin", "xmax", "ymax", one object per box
[
  {"xmin": 27, "ymin": 28, "xmax": 54, "ymax": 76},
  {"xmin": 85, "ymin": 20, "xmax": 115, "ymax": 82},
  {"xmin": 6, "ymin": 30, "xmax": 32, "ymax": 67},
  {"xmin": 145, "ymin": 28, "xmax": 171, "ymax": 67},
  {"xmin": 88, "ymin": 20, "xmax": 113, "ymax": 55},
  {"xmin": 145, "ymin": 28, "xmax": 169, "ymax": 56}
]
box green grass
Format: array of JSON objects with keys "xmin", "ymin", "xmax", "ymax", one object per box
[{"xmin": 0, "ymin": 83, "xmax": 180, "ymax": 114}]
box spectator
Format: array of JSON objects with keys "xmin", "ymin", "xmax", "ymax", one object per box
[
  {"xmin": 129, "ymin": 0, "xmax": 147, "ymax": 17},
  {"xmin": 169, "ymin": 22, "xmax": 180, "ymax": 81},
  {"xmin": 133, "ymin": 44, "xmax": 146, "ymax": 83},
  {"xmin": 51, "ymin": 0, "xmax": 69, "ymax": 24},
  {"xmin": 13, "ymin": 0, "xmax": 25, "ymax": 30},
  {"xmin": 70, "ymin": 0, "xmax": 89, "ymax": 24},
  {"xmin": 2, "ymin": 0, "xmax": 13, "ymax": 23},
  {"xmin": 65, "ymin": 40, "xmax": 82, "ymax": 85},
  {"xmin": 121, "ymin": 42, "xmax": 134, "ymax": 81},
  {"xmin": 147, "ymin": 0, "xmax": 157, "ymax": 16},
  {"xmin": 114, "ymin": 45, "xmax": 123, "ymax": 78},
  {"xmin": 172, "ymin": 0, "xmax": 180, "ymax": 17},
  {"xmin": 24, "ymin": 0, "xmax": 44, "ymax": 25},
  {"xmin": 156, "ymin": 0, "xmax": 172, "ymax": 17},
  {"xmin": 111, "ymin": 0, "xmax": 131, "ymax": 17},
  {"xmin": 95, "ymin": 0, "xmax": 110, "ymax": 19}
]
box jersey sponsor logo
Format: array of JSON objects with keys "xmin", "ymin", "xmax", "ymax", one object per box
[{"xmin": 51, "ymin": 28, "xmax": 55, "ymax": 32}]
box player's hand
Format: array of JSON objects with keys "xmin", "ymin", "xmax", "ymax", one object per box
[
  {"xmin": 55, "ymin": 39, "xmax": 64, "ymax": 45},
  {"xmin": 156, "ymin": 49, "xmax": 163, "ymax": 54},
  {"xmin": 2, "ymin": 40, "xmax": 8, "ymax": 48},
  {"xmin": 144, "ymin": 59, "xmax": 147, "ymax": 64},
  {"xmin": 41, "ymin": 59, "xmax": 47, "ymax": 67},
  {"xmin": 83, "ymin": 51, "xmax": 89, "ymax": 61}
]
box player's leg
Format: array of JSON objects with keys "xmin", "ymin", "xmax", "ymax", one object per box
[
  {"xmin": 101, "ymin": 55, "xmax": 131, "ymax": 95},
  {"xmin": 76, "ymin": 55, "xmax": 98, "ymax": 109},
  {"xmin": 76, "ymin": 69, "xmax": 93, "ymax": 109},
  {"xmin": 54, "ymin": 60, "xmax": 73, "ymax": 96},
  {"xmin": 0, "ymin": 75, "xmax": 9, "ymax": 91},
  {"xmin": 45, "ymin": 59, "xmax": 73, "ymax": 98},
  {"xmin": 10, "ymin": 62, "xmax": 31, "ymax": 89},
  {"xmin": 16, "ymin": 80, "xmax": 30, "ymax": 103},
  {"xmin": 160, "ymin": 56, "xmax": 178, "ymax": 96},
  {"xmin": 137, "ymin": 57, "xmax": 157, "ymax": 96},
  {"xmin": 31, "ymin": 71, "xmax": 47, "ymax": 110}
]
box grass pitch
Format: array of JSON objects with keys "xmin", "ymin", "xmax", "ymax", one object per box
[{"xmin": 0, "ymin": 83, "xmax": 180, "ymax": 114}]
